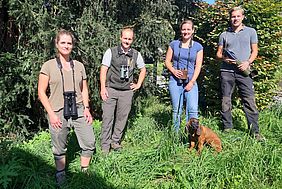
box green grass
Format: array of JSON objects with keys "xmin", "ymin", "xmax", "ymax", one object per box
[{"xmin": 1, "ymin": 97, "xmax": 282, "ymax": 189}]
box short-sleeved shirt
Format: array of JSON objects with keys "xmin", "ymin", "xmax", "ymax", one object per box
[
  {"xmin": 102, "ymin": 48, "xmax": 145, "ymax": 69},
  {"xmin": 170, "ymin": 39, "xmax": 203, "ymax": 80},
  {"xmin": 40, "ymin": 58, "xmax": 87, "ymax": 111},
  {"xmin": 218, "ymin": 26, "xmax": 258, "ymax": 71}
]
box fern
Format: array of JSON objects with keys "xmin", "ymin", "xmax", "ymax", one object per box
[{"xmin": 0, "ymin": 158, "xmax": 21, "ymax": 189}]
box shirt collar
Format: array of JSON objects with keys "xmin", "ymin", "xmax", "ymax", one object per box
[
  {"xmin": 227, "ymin": 25, "xmax": 245, "ymax": 33},
  {"xmin": 118, "ymin": 45, "xmax": 133, "ymax": 57}
]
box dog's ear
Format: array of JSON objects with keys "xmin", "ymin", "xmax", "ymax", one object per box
[
  {"xmin": 185, "ymin": 120, "xmax": 191, "ymax": 131},
  {"xmin": 184, "ymin": 125, "xmax": 189, "ymax": 134},
  {"xmin": 187, "ymin": 119, "xmax": 192, "ymax": 127},
  {"xmin": 196, "ymin": 126, "xmax": 202, "ymax": 135}
]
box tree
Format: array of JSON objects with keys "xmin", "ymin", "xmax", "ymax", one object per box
[{"xmin": 0, "ymin": 0, "xmax": 280, "ymax": 137}]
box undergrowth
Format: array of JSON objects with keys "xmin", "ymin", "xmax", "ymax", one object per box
[{"xmin": 0, "ymin": 97, "xmax": 282, "ymax": 189}]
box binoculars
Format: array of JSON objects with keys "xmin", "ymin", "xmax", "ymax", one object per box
[
  {"xmin": 177, "ymin": 69, "xmax": 188, "ymax": 84},
  {"xmin": 63, "ymin": 91, "xmax": 78, "ymax": 119},
  {"xmin": 120, "ymin": 65, "xmax": 129, "ymax": 80}
]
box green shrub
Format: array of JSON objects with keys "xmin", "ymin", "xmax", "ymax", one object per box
[{"xmin": 0, "ymin": 158, "xmax": 21, "ymax": 189}]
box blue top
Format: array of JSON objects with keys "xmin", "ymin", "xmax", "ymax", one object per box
[{"xmin": 170, "ymin": 39, "xmax": 203, "ymax": 80}]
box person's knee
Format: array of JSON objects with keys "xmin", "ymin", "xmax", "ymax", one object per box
[
  {"xmin": 188, "ymin": 102, "xmax": 198, "ymax": 112},
  {"xmin": 222, "ymin": 96, "xmax": 231, "ymax": 112},
  {"xmin": 244, "ymin": 96, "xmax": 258, "ymax": 114},
  {"xmin": 52, "ymin": 142, "xmax": 67, "ymax": 158},
  {"xmin": 79, "ymin": 136, "xmax": 96, "ymax": 154}
]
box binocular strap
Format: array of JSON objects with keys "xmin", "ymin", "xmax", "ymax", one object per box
[{"xmin": 56, "ymin": 58, "xmax": 76, "ymax": 93}]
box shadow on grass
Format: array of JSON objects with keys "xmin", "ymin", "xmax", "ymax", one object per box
[
  {"xmin": 0, "ymin": 135, "xmax": 126, "ymax": 189},
  {"xmin": 151, "ymin": 111, "xmax": 172, "ymax": 130},
  {"xmin": 232, "ymin": 118, "xmax": 251, "ymax": 134}
]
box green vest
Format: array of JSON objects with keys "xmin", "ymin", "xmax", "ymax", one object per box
[{"xmin": 106, "ymin": 45, "xmax": 138, "ymax": 90}]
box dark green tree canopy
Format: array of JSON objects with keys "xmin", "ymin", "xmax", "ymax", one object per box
[{"xmin": 0, "ymin": 0, "xmax": 281, "ymax": 137}]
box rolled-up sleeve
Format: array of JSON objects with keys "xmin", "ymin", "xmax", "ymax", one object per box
[{"xmin": 40, "ymin": 62, "xmax": 50, "ymax": 76}]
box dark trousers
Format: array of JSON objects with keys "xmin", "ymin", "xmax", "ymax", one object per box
[
  {"xmin": 101, "ymin": 87, "xmax": 133, "ymax": 151},
  {"xmin": 220, "ymin": 71, "xmax": 260, "ymax": 134}
]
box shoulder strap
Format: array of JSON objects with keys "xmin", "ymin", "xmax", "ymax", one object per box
[
  {"xmin": 55, "ymin": 58, "xmax": 76, "ymax": 93},
  {"xmin": 177, "ymin": 40, "xmax": 182, "ymax": 70},
  {"xmin": 56, "ymin": 57, "xmax": 74, "ymax": 69},
  {"xmin": 186, "ymin": 40, "xmax": 192, "ymax": 70},
  {"xmin": 177, "ymin": 40, "xmax": 192, "ymax": 70},
  {"xmin": 56, "ymin": 57, "xmax": 62, "ymax": 70},
  {"xmin": 70, "ymin": 59, "xmax": 74, "ymax": 69}
]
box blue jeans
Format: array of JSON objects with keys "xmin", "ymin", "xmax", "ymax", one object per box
[{"xmin": 169, "ymin": 77, "xmax": 199, "ymax": 132}]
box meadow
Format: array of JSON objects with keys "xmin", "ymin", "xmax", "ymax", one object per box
[{"xmin": 1, "ymin": 97, "xmax": 281, "ymax": 189}]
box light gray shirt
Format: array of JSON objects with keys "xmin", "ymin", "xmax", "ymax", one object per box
[
  {"xmin": 102, "ymin": 48, "xmax": 145, "ymax": 69},
  {"xmin": 218, "ymin": 26, "xmax": 258, "ymax": 71}
]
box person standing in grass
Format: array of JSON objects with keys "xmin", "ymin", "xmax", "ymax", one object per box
[
  {"xmin": 165, "ymin": 19, "xmax": 203, "ymax": 132},
  {"xmin": 100, "ymin": 27, "xmax": 146, "ymax": 154},
  {"xmin": 38, "ymin": 29, "xmax": 96, "ymax": 185},
  {"xmin": 216, "ymin": 6, "xmax": 264, "ymax": 141}
]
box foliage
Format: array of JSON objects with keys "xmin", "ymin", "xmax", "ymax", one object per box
[
  {"xmin": 73, "ymin": 1, "xmax": 122, "ymax": 117},
  {"xmin": 74, "ymin": 0, "xmax": 176, "ymax": 116},
  {"xmin": 1, "ymin": 97, "xmax": 282, "ymax": 189},
  {"xmin": 1, "ymin": 0, "xmax": 77, "ymax": 136},
  {"xmin": 1, "ymin": 0, "xmax": 178, "ymax": 136},
  {"xmin": 0, "ymin": 52, "xmax": 34, "ymax": 136},
  {"xmin": 244, "ymin": 0, "xmax": 282, "ymax": 108},
  {"xmin": 1, "ymin": 1, "xmax": 281, "ymax": 188},
  {"xmin": 0, "ymin": 0, "xmax": 281, "ymax": 138},
  {"xmin": 0, "ymin": 158, "xmax": 21, "ymax": 189}
]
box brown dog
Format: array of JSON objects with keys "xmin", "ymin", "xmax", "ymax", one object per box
[{"xmin": 185, "ymin": 118, "xmax": 222, "ymax": 154}]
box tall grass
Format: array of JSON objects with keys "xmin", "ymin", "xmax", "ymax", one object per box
[{"xmin": 1, "ymin": 97, "xmax": 282, "ymax": 189}]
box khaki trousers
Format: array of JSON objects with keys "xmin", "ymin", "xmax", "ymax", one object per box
[
  {"xmin": 49, "ymin": 104, "xmax": 96, "ymax": 159},
  {"xmin": 101, "ymin": 87, "xmax": 133, "ymax": 151}
]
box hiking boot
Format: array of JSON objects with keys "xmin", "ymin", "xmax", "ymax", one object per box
[
  {"xmin": 55, "ymin": 169, "xmax": 66, "ymax": 186},
  {"xmin": 81, "ymin": 166, "xmax": 90, "ymax": 176},
  {"xmin": 111, "ymin": 143, "xmax": 122, "ymax": 151},
  {"xmin": 254, "ymin": 133, "xmax": 265, "ymax": 142}
]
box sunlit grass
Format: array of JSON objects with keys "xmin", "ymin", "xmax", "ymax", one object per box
[{"xmin": 1, "ymin": 98, "xmax": 282, "ymax": 189}]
